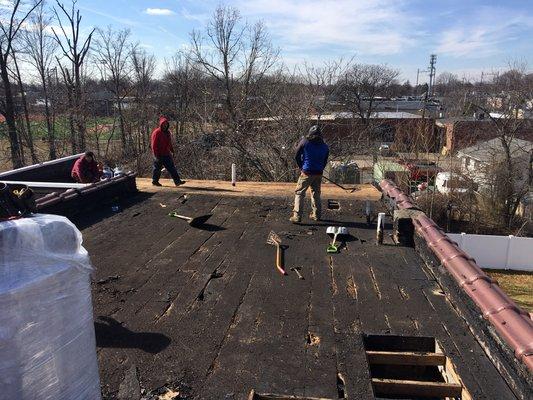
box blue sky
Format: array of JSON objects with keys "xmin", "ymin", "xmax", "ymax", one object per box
[{"xmin": 76, "ymin": 0, "xmax": 533, "ymax": 83}]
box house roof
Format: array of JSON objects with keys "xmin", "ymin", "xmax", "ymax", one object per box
[
  {"xmin": 374, "ymin": 160, "xmax": 409, "ymax": 171},
  {"xmin": 457, "ymin": 137, "xmax": 533, "ymax": 162},
  {"xmin": 252, "ymin": 111, "xmax": 423, "ymax": 122}
]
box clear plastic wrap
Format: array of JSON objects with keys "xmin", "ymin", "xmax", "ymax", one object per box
[{"xmin": 0, "ymin": 214, "xmax": 101, "ymax": 400}]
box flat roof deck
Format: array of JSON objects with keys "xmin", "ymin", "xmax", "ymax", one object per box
[{"xmin": 79, "ymin": 187, "xmax": 517, "ymax": 399}]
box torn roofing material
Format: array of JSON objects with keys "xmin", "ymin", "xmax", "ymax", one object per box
[{"xmin": 81, "ymin": 191, "xmax": 522, "ymax": 398}]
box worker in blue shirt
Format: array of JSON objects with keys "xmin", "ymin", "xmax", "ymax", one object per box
[{"xmin": 290, "ymin": 125, "xmax": 329, "ymax": 223}]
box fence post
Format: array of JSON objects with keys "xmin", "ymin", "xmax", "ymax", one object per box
[
  {"xmin": 460, "ymin": 232, "xmax": 466, "ymax": 248},
  {"xmin": 505, "ymin": 235, "xmax": 514, "ymax": 269}
]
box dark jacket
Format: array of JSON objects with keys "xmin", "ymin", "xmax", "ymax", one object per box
[
  {"xmin": 295, "ymin": 136, "xmax": 329, "ymax": 175},
  {"xmin": 151, "ymin": 117, "xmax": 174, "ymax": 157},
  {"xmin": 71, "ymin": 156, "xmax": 101, "ymax": 183}
]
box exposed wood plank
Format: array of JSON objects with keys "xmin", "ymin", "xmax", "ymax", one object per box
[
  {"xmin": 371, "ymin": 378, "xmax": 463, "ymax": 398},
  {"xmin": 248, "ymin": 389, "xmax": 334, "ymax": 400},
  {"xmin": 443, "ymin": 354, "xmax": 473, "ymax": 400},
  {"xmin": 366, "ymin": 350, "xmax": 447, "ymax": 366}
]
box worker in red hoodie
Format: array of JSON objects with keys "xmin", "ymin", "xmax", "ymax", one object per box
[
  {"xmin": 151, "ymin": 116, "xmax": 185, "ymax": 186},
  {"xmin": 71, "ymin": 151, "xmax": 102, "ymax": 183}
]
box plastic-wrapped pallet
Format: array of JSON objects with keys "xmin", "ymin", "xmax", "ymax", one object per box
[{"xmin": 0, "ymin": 214, "xmax": 101, "ymax": 400}]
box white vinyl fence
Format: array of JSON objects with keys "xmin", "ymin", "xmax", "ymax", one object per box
[{"xmin": 447, "ymin": 233, "xmax": 533, "ymax": 271}]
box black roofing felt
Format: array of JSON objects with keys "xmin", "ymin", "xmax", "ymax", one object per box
[{"xmin": 79, "ymin": 192, "xmax": 518, "ymax": 399}]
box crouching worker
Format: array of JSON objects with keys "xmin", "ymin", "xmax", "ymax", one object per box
[
  {"xmin": 151, "ymin": 116, "xmax": 185, "ymax": 187},
  {"xmin": 71, "ymin": 151, "xmax": 102, "ymax": 183},
  {"xmin": 290, "ymin": 125, "xmax": 329, "ymax": 223}
]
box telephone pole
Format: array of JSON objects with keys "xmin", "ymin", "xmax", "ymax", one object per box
[
  {"xmin": 428, "ymin": 54, "xmax": 437, "ymax": 97},
  {"xmin": 416, "ymin": 68, "xmax": 428, "ymax": 95}
]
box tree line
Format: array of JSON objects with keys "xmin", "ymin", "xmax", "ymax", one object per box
[
  {"xmin": 0, "ymin": 0, "xmax": 422, "ymax": 174},
  {"xmin": 0, "ymin": 0, "xmax": 531, "ymax": 203}
]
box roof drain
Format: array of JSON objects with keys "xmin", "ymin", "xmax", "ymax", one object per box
[{"xmin": 327, "ymin": 199, "xmax": 340, "ymax": 210}]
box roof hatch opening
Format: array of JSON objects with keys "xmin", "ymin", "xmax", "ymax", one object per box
[{"xmin": 364, "ymin": 334, "xmax": 471, "ymax": 400}]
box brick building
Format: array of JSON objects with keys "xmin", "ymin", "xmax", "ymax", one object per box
[{"xmin": 437, "ymin": 117, "xmax": 533, "ymax": 153}]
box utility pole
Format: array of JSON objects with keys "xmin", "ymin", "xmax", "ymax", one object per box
[
  {"xmin": 415, "ymin": 68, "xmax": 428, "ymax": 95},
  {"xmin": 428, "ymin": 54, "xmax": 437, "ymax": 97}
]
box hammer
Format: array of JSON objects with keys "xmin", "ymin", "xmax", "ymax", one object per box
[{"xmin": 290, "ymin": 267, "xmax": 304, "ymax": 280}]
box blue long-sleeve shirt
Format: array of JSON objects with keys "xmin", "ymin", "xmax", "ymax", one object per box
[{"xmin": 295, "ymin": 138, "xmax": 329, "ymax": 175}]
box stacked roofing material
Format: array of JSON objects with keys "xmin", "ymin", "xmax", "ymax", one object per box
[
  {"xmin": 379, "ymin": 179, "xmax": 533, "ymax": 374},
  {"xmin": 0, "ymin": 154, "xmax": 137, "ymax": 215},
  {"xmin": 0, "ymin": 214, "xmax": 101, "ymax": 399},
  {"xmin": 36, "ymin": 172, "xmax": 137, "ymax": 211}
]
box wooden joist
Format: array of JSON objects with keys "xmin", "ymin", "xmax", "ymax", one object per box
[
  {"xmin": 248, "ymin": 390, "xmax": 333, "ymax": 400},
  {"xmin": 366, "ymin": 350, "xmax": 447, "ymax": 366},
  {"xmin": 372, "ymin": 378, "xmax": 463, "ymax": 398}
]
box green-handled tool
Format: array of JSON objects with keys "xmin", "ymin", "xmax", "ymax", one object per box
[{"xmin": 326, "ymin": 226, "xmax": 348, "ymax": 253}]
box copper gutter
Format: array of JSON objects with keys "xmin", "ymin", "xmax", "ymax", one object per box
[
  {"xmin": 379, "ymin": 180, "xmax": 417, "ymax": 210},
  {"xmin": 380, "ymin": 179, "xmax": 533, "ymax": 373}
]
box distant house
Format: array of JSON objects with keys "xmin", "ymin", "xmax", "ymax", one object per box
[
  {"xmin": 436, "ymin": 117, "xmax": 533, "ymax": 153},
  {"xmin": 373, "ymin": 159, "xmax": 440, "ymax": 193},
  {"xmin": 373, "ymin": 160, "xmax": 409, "ymax": 187},
  {"xmin": 252, "ymin": 112, "xmax": 440, "ymax": 153},
  {"xmin": 457, "ymin": 137, "xmax": 532, "ymax": 193}
]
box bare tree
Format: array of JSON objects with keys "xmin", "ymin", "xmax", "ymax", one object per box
[
  {"xmin": 0, "ymin": 0, "xmax": 43, "ymax": 168},
  {"xmin": 333, "ymin": 64, "xmax": 400, "ymax": 156},
  {"xmin": 131, "ymin": 47, "xmax": 155, "ymax": 154},
  {"xmin": 300, "ymin": 58, "xmax": 353, "ymax": 121},
  {"xmin": 94, "ymin": 26, "xmax": 133, "ymax": 156},
  {"xmin": 23, "ymin": 0, "xmax": 58, "ymax": 159},
  {"xmin": 163, "ymin": 51, "xmax": 200, "ymax": 139},
  {"xmin": 337, "ymin": 64, "xmax": 400, "ymax": 124},
  {"xmin": 52, "ymin": 0, "xmax": 94, "ymax": 152},
  {"xmin": 190, "ymin": 5, "xmax": 279, "ymax": 180},
  {"xmin": 11, "ymin": 49, "xmax": 38, "ymax": 162}
]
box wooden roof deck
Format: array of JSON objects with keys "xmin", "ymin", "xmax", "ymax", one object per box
[{"xmin": 77, "ymin": 189, "xmax": 517, "ymax": 399}]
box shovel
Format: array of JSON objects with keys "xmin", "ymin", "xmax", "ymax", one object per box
[
  {"xmin": 326, "ymin": 226, "xmax": 348, "ymax": 253},
  {"xmin": 168, "ymin": 212, "xmax": 212, "ymax": 228}
]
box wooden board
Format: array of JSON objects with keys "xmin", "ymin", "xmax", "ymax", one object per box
[
  {"xmin": 248, "ymin": 389, "xmax": 333, "ymax": 400},
  {"xmin": 371, "ymin": 378, "xmax": 463, "ymax": 398},
  {"xmin": 366, "ymin": 350, "xmax": 447, "ymax": 366}
]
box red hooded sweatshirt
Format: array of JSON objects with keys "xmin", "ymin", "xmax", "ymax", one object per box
[
  {"xmin": 71, "ymin": 155, "xmax": 101, "ymax": 183},
  {"xmin": 151, "ymin": 117, "xmax": 174, "ymax": 157}
]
